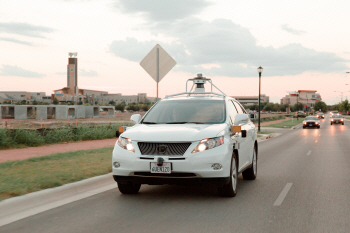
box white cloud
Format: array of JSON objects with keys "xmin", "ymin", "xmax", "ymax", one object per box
[
  {"xmin": 109, "ymin": 18, "xmax": 349, "ymax": 77},
  {"xmin": 80, "ymin": 69, "xmax": 98, "ymax": 76},
  {"xmin": 0, "ymin": 22, "xmax": 54, "ymax": 38},
  {"xmin": 0, "ymin": 37, "xmax": 33, "ymax": 46},
  {"xmin": 0, "ymin": 65, "xmax": 45, "ymax": 78},
  {"xmin": 281, "ymin": 24, "xmax": 306, "ymax": 35},
  {"xmin": 115, "ymin": 0, "xmax": 211, "ymax": 21}
]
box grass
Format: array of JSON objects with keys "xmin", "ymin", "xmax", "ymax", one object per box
[
  {"xmin": 265, "ymin": 118, "xmax": 304, "ymax": 128},
  {"xmin": 252, "ymin": 115, "xmax": 286, "ymax": 123},
  {"xmin": 257, "ymin": 130, "xmax": 273, "ymax": 135},
  {"xmin": 0, "ymin": 147, "xmax": 114, "ymax": 201},
  {"xmin": 0, "ymin": 122, "xmax": 133, "ymax": 149}
]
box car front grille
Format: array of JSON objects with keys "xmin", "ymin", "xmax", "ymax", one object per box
[{"xmin": 137, "ymin": 142, "xmax": 192, "ymax": 155}]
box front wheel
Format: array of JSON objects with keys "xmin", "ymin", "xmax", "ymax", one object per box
[
  {"xmin": 117, "ymin": 183, "xmax": 141, "ymax": 194},
  {"xmin": 218, "ymin": 152, "xmax": 237, "ymax": 197},
  {"xmin": 242, "ymin": 145, "xmax": 257, "ymax": 180},
  {"xmin": 331, "ymin": 122, "xmax": 333, "ymax": 125}
]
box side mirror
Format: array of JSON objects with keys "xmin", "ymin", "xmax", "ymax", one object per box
[
  {"xmin": 234, "ymin": 114, "xmax": 249, "ymax": 125},
  {"xmin": 130, "ymin": 114, "xmax": 141, "ymax": 124}
]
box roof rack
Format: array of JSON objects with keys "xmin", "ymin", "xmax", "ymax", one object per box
[{"xmin": 165, "ymin": 74, "xmax": 227, "ymax": 99}]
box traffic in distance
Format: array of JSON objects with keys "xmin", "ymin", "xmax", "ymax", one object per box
[{"xmin": 113, "ymin": 74, "xmax": 257, "ymax": 197}]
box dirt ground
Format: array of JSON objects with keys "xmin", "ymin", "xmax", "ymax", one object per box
[
  {"xmin": 0, "ymin": 111, "xmax": 146, "ymax": 129},
  {"xmin": 0, "ymin": 138, "xmax": 117, "ymax": 163}
]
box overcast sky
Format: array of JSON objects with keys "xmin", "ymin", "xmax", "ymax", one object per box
[{"xmin": 1, "ymin": 0, "xmax": 350, "ymax": 104}]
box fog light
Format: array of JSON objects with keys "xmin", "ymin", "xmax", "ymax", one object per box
[
  {"xmin": 211, "ymin": 163, "xmax": 222, "ymax": 170},
  {"xmin": 113, "ymin": 162, "xmax": 120, "ymax": 168}
]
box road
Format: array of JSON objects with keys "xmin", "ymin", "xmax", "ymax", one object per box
[{"xmin": 2, "ymin": 114, "xmax": 350, "ymax": 233}]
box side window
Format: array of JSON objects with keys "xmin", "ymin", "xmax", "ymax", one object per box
[
  {"xmin": 233, "ymin": 101, "xmax": 244, "ymax": 114},
  {"xmin": 226, "ymin": 100, "xmax": 238, "ymax": 125},
  {"xmin": 237, "ymin": 102, "xmax": 248, "ymax": 114}
]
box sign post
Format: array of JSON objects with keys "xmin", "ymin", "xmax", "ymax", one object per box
[{"xmin": 140, "ymin": 44, "xmax": 176, "ymax": 102}]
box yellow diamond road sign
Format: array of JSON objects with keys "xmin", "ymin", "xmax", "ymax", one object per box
[{"xmin": 140, "ymin": 44, "xmax": 176, "ymax": 83}]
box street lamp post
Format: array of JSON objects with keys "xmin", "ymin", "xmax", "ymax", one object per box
[{"xmin": 257, "ymin": 66, "xmax": 263, "ymax": 132}]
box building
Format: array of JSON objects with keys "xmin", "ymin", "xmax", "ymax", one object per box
[
  {"xmin": 281, "ymin": 90, "xmax": 321, "ymax": 109},
  {"xmin": 231, "ymin": 94, "xmax": 269, "ymax": 105},
  {"xmin": 53, "ymin": 53, "xmax": 157, "ymax": 105},
  {"xmin": 0, "ymin": 91, "xmax": 50, "ymax": 104}
]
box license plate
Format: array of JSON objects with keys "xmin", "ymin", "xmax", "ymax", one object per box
[
  {"xmin": 151, "ymin": 162, "xmax": 171, "ymax": 174},
  {"xmin": 309, "ymin": 124, "xmax": 312, "ymax": 126},
  {"xmin": 336, "ymin": 121, "xmax": 339, "ymax": 123}
]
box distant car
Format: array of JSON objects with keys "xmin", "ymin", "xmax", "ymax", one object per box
[
  {"xmin": 330, "ymin": 111, "xmax": 339, "ymax": 116},
  {"xmin": 330, "ymin": 115, "xmax": 344, "ymax": 125},
  {"xmin": 303, "ymin": 116, "xmax": 320, "ymax": 129},
  {"xmin": 316, "ymin": 112, "xmax": 325, "ymax": 119}
]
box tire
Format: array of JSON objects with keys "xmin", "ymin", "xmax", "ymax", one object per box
[
  {"xmin": 117, "ymin": 182, "xmax": 141, "ymax": 194},
  {"xmin": 303, "ymin": 126, "xmax": 305, "ymax": 129},
  {"xmin": 342, "ymin": 123, "xmax": 344, "ymax": 125},
  {"xmin": 218, "ymin": 152, "xmax": 237, "ymax": 197},
  {"xmin": 331, "ymin": 122, "xmax": 333, "ymax": 125},
  {"xmin": 242, "ymin": 145, "xmax": 257, "ymax": 180},
  {"xmin": 317, "ymin": 126, "xmax": 320, "ymax": 129}
]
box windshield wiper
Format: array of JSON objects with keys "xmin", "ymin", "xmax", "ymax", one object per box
[
  {"xmin": 143, "ymin": 121, "xmax": 158, "ymax": 124},
  {"xmin": 166, "ymin": 122, "xmax": 207, "ymax": 124},
  {"xmin": 166, "ymin": 122, "xmax": 188, "ymax": 124}
]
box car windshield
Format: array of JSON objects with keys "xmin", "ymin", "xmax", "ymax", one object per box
[
  {"xmin": 332, "ymin": 115, "xmax": 342, "ymax": 119},
  {"xmin": 305, "ymin": 117, "xmax": 318, "ymax": 121},
  {"xmin": 142, "ymin": 99, "xmax": 226, "ymax": 124},
  {"xmin": 318, "ymin": 113, "xmax": 324, "ymax": 115}
]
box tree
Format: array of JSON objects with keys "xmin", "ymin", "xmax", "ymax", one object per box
[
  {"xmin": 263, "ymin": 103, "xmax": 274, "ymax": 112},
  {"xmin": 32, "ymin": 100, "xmax": 38, "ymax": 105},
  {"xmin": 109, "ymin": 100, "xmax": 116, "ymax": 105},
  {"xmin": 53, "ymin": 98, "xmax": 59, "ymax": 105},
  {"xmin": 78, "ymin": 101, "xmax": 83, "ymax": 105},
  {"xmin": 293, "ymin": 103, "xmax": 304, "ymax": 111},
  {"xmin": 314, "ymin": 101, "xmax": 327, "ymax": 113},
  {"xmin": 340, "ymin": 100, "xmax": 349, "ymax": 112},
  {"xmin": 115, "ymin": 104, "xmax": 125, "ymax": 111}
]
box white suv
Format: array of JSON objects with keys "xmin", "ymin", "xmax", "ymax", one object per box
[{"xmin": 112, "ymin": 75, "xmax": 258, "ymax": 197}]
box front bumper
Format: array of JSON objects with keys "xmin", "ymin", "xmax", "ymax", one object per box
[
  {"xmin": 112, "ymin": 139, "xmax": 233, "ymax": 183},
  {"xmin": 331, "ymin": 120, "xmax": 343, "ymax": 124},
  {"xmin": 303, "ymin": 122, "xmax": 320, "ymax": 127},
  {"xmin": 113, "ymin": 175, "xmax": 230, "ymax": 186}
]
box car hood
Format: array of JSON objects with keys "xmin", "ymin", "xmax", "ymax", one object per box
[{"xmin": 121, "ymin": 124, "xmax": 227, "ymax": 142}]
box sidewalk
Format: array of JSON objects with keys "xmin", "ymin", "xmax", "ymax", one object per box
[{"xmin": 0, "ymin": 138, "xmax": 117, "ymax": 163}]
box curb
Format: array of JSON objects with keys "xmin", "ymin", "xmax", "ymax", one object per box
[
  {"xmin": 257, "ymin": 133, "xmax": 281, "ymax": 142},
  {"xmin": 0, "ymin": 173, "xmax": 115, "ymax": 227}
]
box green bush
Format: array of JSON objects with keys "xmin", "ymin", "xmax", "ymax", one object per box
[{"xmin": 0, "ymin": 123, "xmax": 133, "ymax": 150}]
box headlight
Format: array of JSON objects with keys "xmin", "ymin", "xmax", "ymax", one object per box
[
  {"xmin": 192, "ymin": 136, "xmax": 224, "ymax": 153},
  {"xmin": 303, "ymin": 121, "xmax": 306, "ymax": 124},
  {"xmin": 117, "ymin": 137, "xmax": 135, "ymax": 153}
]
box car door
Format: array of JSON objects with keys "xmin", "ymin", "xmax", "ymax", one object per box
[
  {"xmin": 230, "ymin": 100, "xmax": 251, "ymax": 169},
  {"xmin": 236, "ymin": 102, "xmax": 256, "ymax": 155}
]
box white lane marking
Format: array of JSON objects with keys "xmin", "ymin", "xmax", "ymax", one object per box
[
  {"xmin": 307, "ymin": 150, "xmax": 312, "ymax": 156},
  {"xmin": 274, "ymin": 183, "xmax": 293, "ymax": 206}
]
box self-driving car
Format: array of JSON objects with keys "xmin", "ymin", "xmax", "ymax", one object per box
[
  {"xmin": 112, "ymin": 74, "xmax": 257, "ymax": 197},
  {"xmin": 331, "ymin": 114, "xmax": 344, "ymax": 125},
  {"xmin": 303, "ymin": 116, "xmax": 320, "ymax": 128}
]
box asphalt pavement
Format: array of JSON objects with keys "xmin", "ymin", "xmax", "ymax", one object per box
[{"xmin": 1, "ymin": 113, "xmax": 350, "ymax": 233}]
